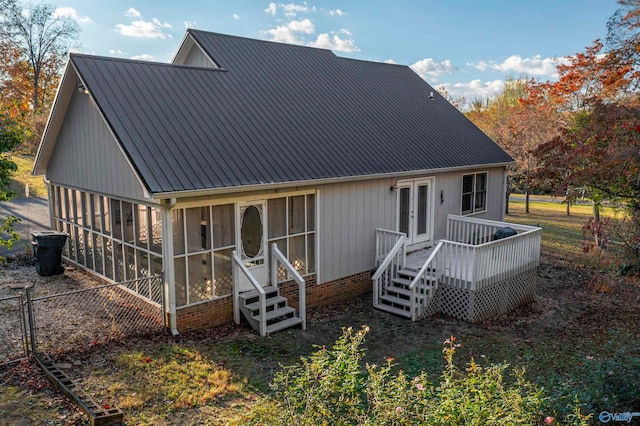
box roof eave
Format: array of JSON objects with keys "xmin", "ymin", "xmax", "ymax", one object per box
[{"xmin": 149, "ymin": 162, "xmax": 514, "ymax": 201}]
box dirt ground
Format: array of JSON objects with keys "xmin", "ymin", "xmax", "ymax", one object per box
[{"xmin": 1, "ymin": 253, "xmax": 639, "ymax": 425}]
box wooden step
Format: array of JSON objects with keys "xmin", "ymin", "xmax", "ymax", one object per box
[
  {"xmin": 244, "ymin": 295, "xmax": 287, "ymax": 312},
  {"xmin": 266, "ymin": 316, "xmax": 304, "ymax": 334},
  {"xmin": 380, "ymin": 294, "xmax": 412, "ymax": 308},
  {"xmin": 374, "ymin": 303, "xmax": 412, "ymax": 318},
  {"xmin": 253, "ymin": 306, "xmax": 295, "ymax": 322},
  {"xmin": 398, "ymin": 269, "xmax": 418, "ymax": 278},
  {"xmin": 239, "ymin": 286, "xmax": 278, "ymax": 301},
  {"xmin": 387, "ymin": 285, "xmax": 432, "ymax": 299}
]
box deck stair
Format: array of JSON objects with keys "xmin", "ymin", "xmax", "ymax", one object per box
[
  {"xmin": 376, "ymin": 267, "xmax": 437, "ymax": 318},
  {"xmin": 238, "ymin": 286, "xmax": 303, "ymax": 335}
]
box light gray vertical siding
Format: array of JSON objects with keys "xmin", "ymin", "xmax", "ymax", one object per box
[
  {"xmin": 318, "ymin": 177, "xmax": 396, "ymax": 283},
  {"xmin": 182, "ymin": 45, "xmax": 218, "ymax": 68},
  {"xmin": 317, "ymin": 167, "xmax": 507, "ymax": 283},
  {"xmin": 46, "ymin": 90, "xmax": 148, "ymax": 201}
]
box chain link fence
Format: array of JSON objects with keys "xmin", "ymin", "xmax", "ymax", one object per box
[
  {"xmin": 0, "ymin": 274, "xmax": 164, "ymax": 365},
  {"xmin": 28, "ymin": 275, "xmax": 164, "ymax": 356}
]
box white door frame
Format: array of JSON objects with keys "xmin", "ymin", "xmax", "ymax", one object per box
[
  {"xmin": 236, "ymin": 200, "xmax": 268, "ymax": 292},
  {"xmin": 396, "ymin": 178, "xmax": 435, "ymax": 250}
]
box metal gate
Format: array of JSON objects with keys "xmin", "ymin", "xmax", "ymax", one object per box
[{"xmin": 0, "ymin": 288, "xmax": 29, "ymax": 366}]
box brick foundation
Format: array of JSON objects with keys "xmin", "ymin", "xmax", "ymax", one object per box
[{"xmin": 173, "ymin": 270, "xmax": 373, "ymax": 332}]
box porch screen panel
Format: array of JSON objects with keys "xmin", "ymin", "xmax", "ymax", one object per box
[
  {"xmin": 50, "ymin": 185, "xmax": 162, "ymax": 304},
  {"xmin": 267, "ymin": 193, "xmax": 316, "ymax": 277},
  {"xmin": 212, "ymin": 204, "xmax": 235, "ymax": 298}
]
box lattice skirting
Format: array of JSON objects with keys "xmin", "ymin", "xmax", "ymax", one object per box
[{"xmin": 435, "ymin": 268, "xmax": 537, "ymax": 322}]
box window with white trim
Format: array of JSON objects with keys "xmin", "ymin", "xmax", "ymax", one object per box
[{"xmin": 462, "ymin": 172, "xmax": 487, "ymax": 215}]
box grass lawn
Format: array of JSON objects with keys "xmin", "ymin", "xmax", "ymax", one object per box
[
  {"xmin": 1, "ymin": 198, "xmax": 638, "ymax": 425},
  {"xmin": 8, "ymin": 154, "xmax": 47, "ymax": 198}
]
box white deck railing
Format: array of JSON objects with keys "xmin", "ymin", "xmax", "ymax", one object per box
[
  {"xmin": 375, "ymin": 228, "xmax": 406, "ymax": 267},
  {"xmin": 271, "ymin": 243, "xmax": 306, "ymax": 330},
  {"xmin": 409, "ymin": 241, "xmax": 442, "ymax": 320},
  {"xmin": 445, "ymin": 215, "xmax": 541, "ymax": 291}
]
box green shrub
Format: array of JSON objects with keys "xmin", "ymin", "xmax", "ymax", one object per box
[{"xmin": 241, "ymin": 327, "xmax": 560, "ymax": 425}]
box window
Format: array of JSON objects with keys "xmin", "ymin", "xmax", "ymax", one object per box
[{"xmin": 462, "ymin": 172, "xmax": 487, "ymax": 215}]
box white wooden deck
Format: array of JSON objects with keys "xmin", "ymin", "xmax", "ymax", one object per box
[{"xmin": 373, "ymin": 215, "xmax": 542, "ymax": 322}]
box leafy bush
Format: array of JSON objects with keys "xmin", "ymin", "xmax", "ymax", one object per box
[{"xmin": 241, "ymin": 327, "xmax": 590, "ymax": 425}]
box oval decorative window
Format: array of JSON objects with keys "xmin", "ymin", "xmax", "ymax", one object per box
[{"xmin": 241, "ymin": 205, "xmax": 263, "ymax": 258}]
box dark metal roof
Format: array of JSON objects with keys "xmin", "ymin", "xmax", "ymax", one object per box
[{"xmin": 70, "ymin": 31, "xmax": 513, "ymax": 195}]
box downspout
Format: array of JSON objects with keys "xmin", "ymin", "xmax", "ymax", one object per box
[{"xmin": 162, "ymin": 198, "xmax": 179, "ymax": 336}]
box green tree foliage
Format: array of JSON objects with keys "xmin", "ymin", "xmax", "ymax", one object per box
[{"xmin": 0, "ymin": 105, "xmax": 24, "ymax": 251}]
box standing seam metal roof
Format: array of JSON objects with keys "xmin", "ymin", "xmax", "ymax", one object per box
[{"xmin": 69, "ymin": 30, "xmax": 513, "ymax": 194}]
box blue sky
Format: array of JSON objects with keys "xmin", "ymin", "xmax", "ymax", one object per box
[{"xmin": 51, "ymin": 0, "xmax": 620, "ymax": 102}]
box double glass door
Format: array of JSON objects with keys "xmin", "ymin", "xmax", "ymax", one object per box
[{"xmin": 397, "ymin": 178, "xmax": 434, "ymax": 247}]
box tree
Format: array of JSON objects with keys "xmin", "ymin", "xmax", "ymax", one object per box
[
  {"xmin": 0, "ymin": 104, "xmax": 24, "ymax": 252},
  {"xmin": 466, "ymin": 77, "xmax": 558, "ymax": 213},
  {"xmin": 0, "ymin": 1, "xmax": 79, "ymax": 113},
  {"xmin": 607, "ymin": 0, "xmax": 640, "ymax": 92},
  {"xmin": 534, "ymin": 101, "xmax": 640, "ymax": 270}
]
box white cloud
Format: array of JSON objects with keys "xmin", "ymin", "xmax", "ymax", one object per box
[
  {"xmin": 329, "ymin": 9, "xmax": 345, "ymax": 16},
  {"xmin": 264, "ymin": 18, "xmax": 314, "ymax": 44},
  {"xmin": 437, "ymin": 79, "xmax": 506, "ymax": 102},
  {"xmin": 285, "ymin": 3, "xmax": 316, "ymax": 17},
  {"xmin": 109, "ymin": 49, "xmax": 124, "ymax": 55},
  {"xmin": 53, "ymin": 7, "xmax": 92, "ymax": 24},
  {"xmin": 131, "ymin": 53, "xmax": 155, "ymax": 61},
  {"xmin": 184, "ymin": 20, "xmax": 197, "ymax": 29},
  {"xmin": 308, "ymin": 33, "xmax": 359, "ymax": 52},
  {"xmin": 339, "ymin": 29, "xmax": 351, "ymax": 36},
  {"xmin": 125, "ymin": 8, "xmax": 141, "ymax": 18},
  {"xmin": 265, "ymin": 2, "xmax": 277, "ymax": 15},
  {"xmin": 115, "ymin": 19, "xmax": 172, "ymax": 39},
  {"xmin": 410, "ymin": 58, "xmax": 456, "ymax": 79},
  {"xmin": 265, "ymin": 2, "xmax": 315, "ymax": 17},
  {"xmin": 385, "ymin": 59, "xmax": 397, "ymax": 64},
  {"xmin": 469, "ymin": 55, "xmax": 570, "ymax": 77},
  {"xmin": 233, "ymin": 13, "xmax": 240, "ymax": 20}
]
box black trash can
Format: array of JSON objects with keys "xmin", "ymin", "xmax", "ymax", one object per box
[{"xmin": 31, "ymin": 231, "xmax": 68, "ymax": 276}]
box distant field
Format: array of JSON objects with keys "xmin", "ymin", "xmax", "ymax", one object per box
[
  {"xmin": 506, "ymin": 197, "xmax": 624, "ymax": 266},
  {"xmin": 8, "ymin": 154, "xmax": 47, "ymax": 199}
]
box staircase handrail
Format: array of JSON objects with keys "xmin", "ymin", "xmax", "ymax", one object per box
[
  {"xmin": 232, "ymin": 250, "xmax": 268, "ymax": 337},
  {"xmin": 372, "ymin": 235, "xmax": 406, "ymax": 307},
  {"xmin": 271, "ymin": 243, "xmax": 306, "ymax": 330},
  {"xmin": 372, "ymin": 235, "xmax": 406, "ymax": 281},
  {"xmin": 409, "ymin": 241, "xmax": 443, "ymax": 321}
]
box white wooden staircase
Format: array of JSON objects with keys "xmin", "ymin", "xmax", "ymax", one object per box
[
  {"xmin": 233, "ymin": 243, "xmax": 306, "ymax": 337},
  {"xmin": 376, "ymin": 267, "xmax": 437, "ymax": 318},
  {"xmin": 373, "ymin": 229, "xmax": 441, "ymax": 321},
  {"xmin": 238, "ymin": 286, "xmax": 304, "ymax": 335}
]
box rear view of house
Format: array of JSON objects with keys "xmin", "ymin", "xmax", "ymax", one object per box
[{"xmin": 33, "ymin": 30, "xmax": 539, "ymax": 336}]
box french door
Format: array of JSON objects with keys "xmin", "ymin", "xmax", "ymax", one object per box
[{"xmin": 397, "ymin": 178, "xmax": 434, "ymax": 248}]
